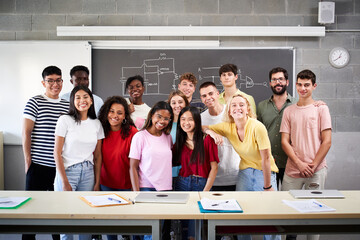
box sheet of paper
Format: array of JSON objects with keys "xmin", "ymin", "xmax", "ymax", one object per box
[
  {"xmin": 82, "ymin": 194, "xmax": 129, "ymax": 207},
  {"xmin": 282, "ymin": 199, "xmax": 336, "ymax": 213},
  {"xmin": 0, "ymin": 197, "xmax": 30, "ymax": 208},
  {"xmin": 200, "ymin": 198, "xmax": 242, "ymax": 211}
]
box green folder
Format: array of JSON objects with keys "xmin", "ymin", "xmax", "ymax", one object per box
[
  {"xmin": 197, "ymin": 201, "xmax": 243, "ymax": 213},
  {"xmin": 0, "ymin": 197, "xmax": 31, "ymax": 209}
]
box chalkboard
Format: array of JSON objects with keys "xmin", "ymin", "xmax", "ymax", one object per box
[
  {"xmin": 92, "ymin": 48, "xmax": 295, "ymax": 107},
  {"xmin": 0, "ymin": 41, "xmax": 91, "ymax": 145}
]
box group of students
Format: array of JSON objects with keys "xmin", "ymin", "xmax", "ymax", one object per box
[{"xmin": 22, "ymin": 63, "xmax": 332, "ymax": 240}]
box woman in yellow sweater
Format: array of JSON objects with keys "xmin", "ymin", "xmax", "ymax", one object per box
[
  {"xmin": 204, "ymin": 93, "xmax": 279, "ymax": 192},
  {"xmin": 203, "ymin": 94, "xmax": 280, "ymax": 240}
]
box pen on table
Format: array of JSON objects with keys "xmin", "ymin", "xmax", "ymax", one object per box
[
  {"xmin": 312, "ymin": 201, "xmax": 322, "ymax": 207},
  {"xmin": 128, "ymin": 198, "xmax": 135, "ymax": 204},
  {"xmin": 211, "ymin": 201, "xmax": 229, "ymax": 206},
  {"xmin": 0, "ymin": 201, "xmax": 13, "ymax": 204},
  {"xmin": 108, "ymin": 197, "xmax": 122, "ymax": 203}
]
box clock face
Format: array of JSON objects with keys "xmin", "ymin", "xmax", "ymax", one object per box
[{"xmin": 329, "ymin": 47, "xmax": 350, "ymax": 68}]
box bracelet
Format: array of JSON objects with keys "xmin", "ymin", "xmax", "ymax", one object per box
[{"xmin": 263, "ymin": 185, "xmax": 272, "ymax": 190}]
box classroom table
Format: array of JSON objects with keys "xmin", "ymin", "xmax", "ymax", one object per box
[
  {"xmin": 0, "ymin": 191, "xmax": 202, "ymax": 240},
  {"xmin": 1, "ymin": 191, "xmax": 360, "ymax": 239},
  {"xmin": 199, "ymin": 191, "xmax": 360, "ymax": 239}
]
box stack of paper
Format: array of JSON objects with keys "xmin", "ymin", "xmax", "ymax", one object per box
[
  {"xmin": 0, "ymin": 197, "xmax": 31, "ymax": 209},
  {"xmin": 282, "ymin": 199, "xmax": 336, "ymax": 213},
  {"xmin": 198, "ymin": 198, "xmax": 243, "ymax": 213},
  {"xmin": 80, "ymin": 194, "xmax": 131, "ymax": 207}
]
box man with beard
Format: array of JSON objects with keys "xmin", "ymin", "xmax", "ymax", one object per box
[{"xmin": 257, "ymin": 67, "xmax": 295, "ymax": 188}]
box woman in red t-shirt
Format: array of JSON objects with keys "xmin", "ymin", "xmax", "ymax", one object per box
[
  {"xmin": 172, "ymin": 106, "xmax": 219, "ymax": 240},
  {"xmin": 98, "ymin": 96, "xmax": 138, "ymax": 191}
]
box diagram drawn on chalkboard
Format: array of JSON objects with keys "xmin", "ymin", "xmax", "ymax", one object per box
[
  {"xmin": 120, "ymin": 53, "xmax": 177, "ymax": 95},
  {"xmin": 119, "ymin": 53, "xmax": 267, "ymax": 96}
]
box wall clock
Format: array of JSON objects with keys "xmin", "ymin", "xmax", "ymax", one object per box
[{"xmin": 329, "ymin": 47, "xmax": 350, "ymax": 68}]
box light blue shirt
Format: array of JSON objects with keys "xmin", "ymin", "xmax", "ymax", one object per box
[{"xmin": 170, "ymin": 121, "xmax": 177, "ymax": 144}]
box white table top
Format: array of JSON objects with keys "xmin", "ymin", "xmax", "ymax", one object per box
[
  {"xmin": 199, "ymin": 191, "xmax": 360, "ymax": 220},
  {"xmin": 0, "ymin": 191, "xmax": 202, "ymax": 220}
]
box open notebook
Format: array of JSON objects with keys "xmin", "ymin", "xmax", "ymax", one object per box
[{"xmin": 80, "ymin": 193, "xmax": 131, "ymax": 207}]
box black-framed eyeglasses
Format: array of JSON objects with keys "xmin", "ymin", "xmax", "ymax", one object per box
[
  {"xmin": 44, "ymin": 79, "xmax": 63, "ymax": 85},
  {"xmin": 270, "ymin": 77, "xmax": 286, "ymax": 83}
]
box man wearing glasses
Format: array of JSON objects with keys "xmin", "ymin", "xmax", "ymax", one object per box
[
  {"xmin": 257, "ymin": 67, "xmax": 295, "ymax": 189},
  {"xmin": 22, "ymin": 66, "xmax": 69, "ymax": 240}
]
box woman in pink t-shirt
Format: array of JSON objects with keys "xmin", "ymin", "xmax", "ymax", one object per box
[{"xmin": 129, "ymin": 101, "xmax": 174, "ymax": 191}]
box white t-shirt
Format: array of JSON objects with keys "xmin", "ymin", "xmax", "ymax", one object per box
[
  {"xmin": 201, "ymin": 107, "xmax": 240, "ymax": 186},
  {"xmin": 125, "ymin": 98, "xmax": 151, "ymax": 129},
  {"xmin": 55, "ymin": 115, "xmax": 104, "ymax": 169}
]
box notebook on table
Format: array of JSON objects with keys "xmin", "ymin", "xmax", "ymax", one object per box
[
  {"xmin": 289, "ymin": 189, "xmax": 345, "ymax": 199},
  {"xmin": 134, "ymin": 192, "xmax": 189, "ymax": 204}
]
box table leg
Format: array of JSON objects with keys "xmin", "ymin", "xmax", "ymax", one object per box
[
  {"xmin": 195, "ymin": 219, "xmax": 201, "ymax": 239},
  {"xmin": 208, "ymin": 220, "xmax": 216, "ymax": 240},
  {"xmin": 151, "ymin": 220, "xmax": 161, "ymax": 240}
]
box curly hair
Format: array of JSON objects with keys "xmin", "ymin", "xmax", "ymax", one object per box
[
  {"xmin": 179, "ymin": 72, "xmax": 198, "ymax": 86},
  {"xmin": 98, "ymin": 96, "xmax": 135, "ymax": 139}
]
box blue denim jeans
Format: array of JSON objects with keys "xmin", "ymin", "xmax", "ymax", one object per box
[
  {"xmin": 100, "ymin": 184, "xmax": 131, "ymax": 191},
  {"xmin": 140, "ymin": 187, "xmax": 156, "ymax": 191},
  {"xmin": 175, "ymin": 176, "xmax": 207, "ymax": 239},
  {"xmin": 236, "ymin": 168, "xmax": 278, "ymax": 191},
  {"xmin": 175, "ymin": 175, "xmax": 207, "ymax": 191},
  {"xmin": 54, "ymin": 161, "xmax": 94, "ymax": 240},
  {"xmin": 236, "ymin": 168, "xmax": 280, "ymax": 240},
  {"xmin": 54, "ymin": 161, "xmax": 95, "ymax": 192}
]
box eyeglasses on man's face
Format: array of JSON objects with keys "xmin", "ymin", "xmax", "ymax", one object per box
[
  {"xmin": 270, "ymin": 77, "xmax": 286, "ymax": 83},
  {"xmin": 44, "ymin": 79, "xmax": 63, "ymax": 85}
]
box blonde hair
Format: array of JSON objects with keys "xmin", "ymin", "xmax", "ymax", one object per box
[{"xmin": 222, "ymin": 94, "xmax": 255, "ymax": 123}]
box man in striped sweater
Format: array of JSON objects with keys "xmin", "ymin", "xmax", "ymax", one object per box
[{"xmin": 22, "ymin": 66, "xmax": 69, "ymax": 240}]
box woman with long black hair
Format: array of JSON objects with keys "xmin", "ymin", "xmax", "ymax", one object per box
[{"xmin": 173, "ymin": 106, "xmax": 219, "ymax": 240}]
